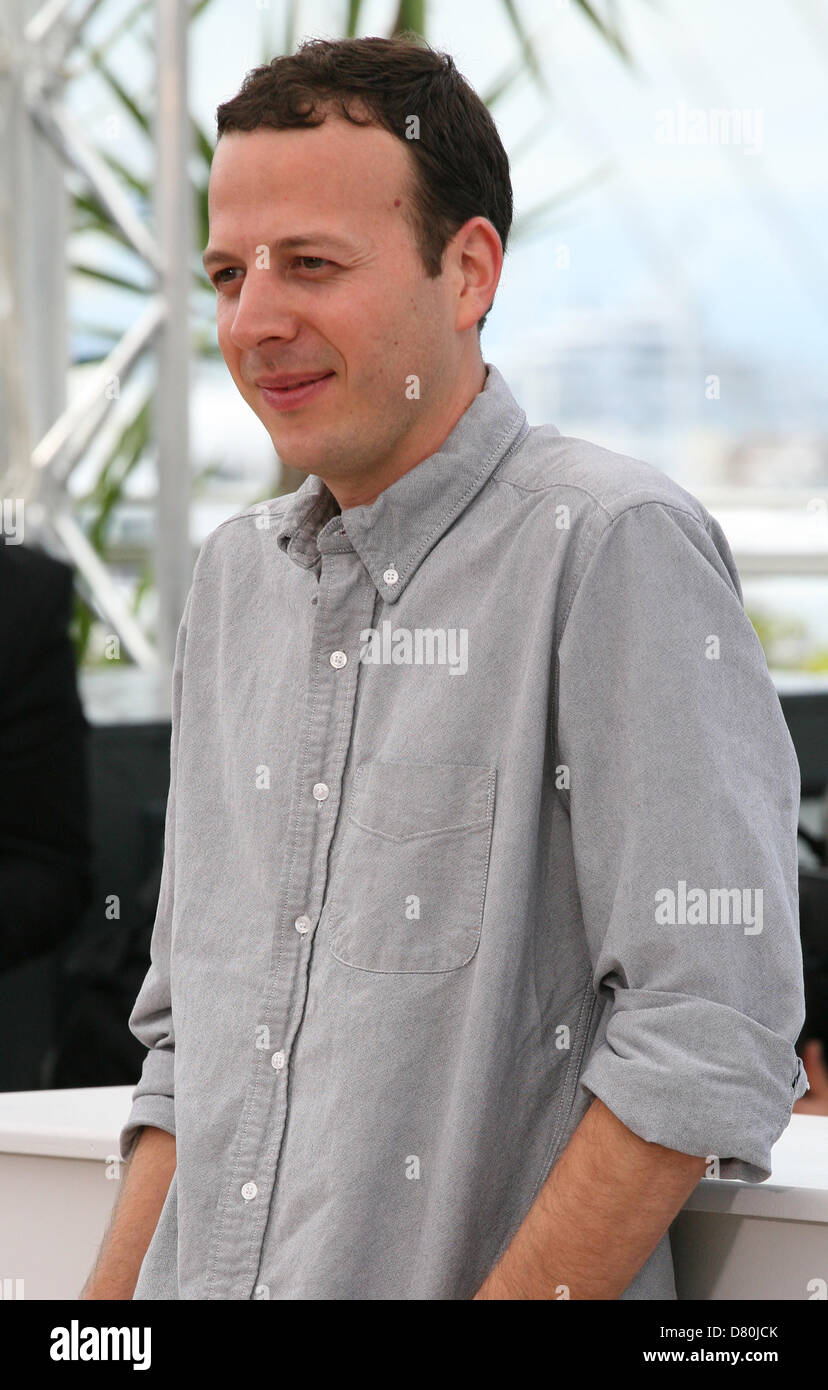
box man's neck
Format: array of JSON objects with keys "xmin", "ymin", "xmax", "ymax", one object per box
[{"xmin": 325, "ymin": 358, "xmax": 487, "ymax": 511}]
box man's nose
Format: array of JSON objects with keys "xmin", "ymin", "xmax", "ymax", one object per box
[{"xmin": 228, "ymin": 271, "xmax": 298, "ymax": 351}]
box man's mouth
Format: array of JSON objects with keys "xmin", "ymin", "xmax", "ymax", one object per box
[{"xmin": 255, "ymin": 372, "xmax": 335, "ymax": 411}]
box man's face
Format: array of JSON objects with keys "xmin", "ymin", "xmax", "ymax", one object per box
[{"xmin": 203, "ymin": 115, "xmax": 492, "ymax": 503}]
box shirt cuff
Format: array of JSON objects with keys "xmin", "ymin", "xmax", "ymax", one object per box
[
  {"xmin": 119, "ymin": 1047, "xmax": 176, "ymax": 1162},
  {"xmin": 578, "ymin": 990, "xmax": 809, "ymax": 1183}
]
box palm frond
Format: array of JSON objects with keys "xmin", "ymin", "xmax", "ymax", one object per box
[
  {"xmin": 70, "ymin": 263, "xmax": 150, "ymax": 293},
  {"xmin": 346, "ymin": 0, "xmax": 362, "ymax": 39},
  {"xmin": 497, "ymin": 0, "xmax": 550, "ymax": 94},
  {"xmin": 81, "ymin": 42, "xmax": 151, "ymax": 134},
  {"xmin": 391, "ymin": 0, "xmax": 426, "ymax": 37},
  {"xmin": 65, "ymin": 0, "xmax": 151, "ymax": 79},
  {"xmin": 573, "ymin": 0, "xmax": 630, "ymax": 62},
  {"xmin": 480, "ymin": 54, "xmax": 533, "ymax": 109}
]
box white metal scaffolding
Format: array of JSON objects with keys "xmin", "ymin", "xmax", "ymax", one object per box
[{"xmin": 0, "ymin": 0, "xmax": 192, "ymax": 669}]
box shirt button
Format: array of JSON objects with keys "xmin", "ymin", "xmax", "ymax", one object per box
[
  {"xmin": 312, "ymin": 782, "xmax": 329, "ymax": 801},
  {"xmin": 271, "ymin": 1050, "xmax": 285, "ymax": 1071},
  {"xmin": 241, "ymin": 1182, "xmax": 258, "ymax": 1201},
  {"xmin": 383, "ymin": 566, "xmax": 399, "ymax": 585},
  {"xmin": 330, "ymin": 650, "xmax": 347, "ymax": 669},
  {"xmin": 294, "ymin": 915, "xmax": 311, "ymax": 934}
]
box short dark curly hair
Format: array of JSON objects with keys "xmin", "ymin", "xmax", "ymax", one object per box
[{"xmin": 215, "ymin": 33, "xmax": 512, "ymax": 333}]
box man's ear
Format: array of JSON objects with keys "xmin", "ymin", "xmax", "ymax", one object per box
[{"xmin": 454, "ymin": 217, "xmax": 502, "ymax": 333}]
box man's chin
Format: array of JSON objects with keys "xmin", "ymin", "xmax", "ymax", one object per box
[
  {"xmin": 266, "ymin": 433, "xmax": 336, "ymax": 478},
  {"xmin": 271, "ymin": 450, "xmax": 315, "ymax": 476}
]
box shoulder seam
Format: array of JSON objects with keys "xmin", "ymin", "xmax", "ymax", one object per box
[
  {"xmin": 223, "ymin": 497, "xmax": 292, "ymax": 526},
  {"xmin": 492, "ymin": 473, "xmax": 616, "ymax": 522},
  {"xmin": 203, "ymin": 496, "xmax": 293, "ymax": 542},
  {"xmin": 493, "ymin": 473, "xmax": 706, "ymax": 534},
  {"xmin": 188, "ymin": 497, "xmax": 293, "ymax": 583}
]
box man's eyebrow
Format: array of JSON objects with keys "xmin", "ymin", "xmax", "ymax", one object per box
[{"xmin": 202, "ymin": 233, "xmax": 357, "ymax": 269}]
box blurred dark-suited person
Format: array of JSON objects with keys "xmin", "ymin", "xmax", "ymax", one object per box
[
  {"xmin": 0, "ymin": 534, "xmax": 93, "ymax": 1089},
  {"xmin": 794, "ymin": 798, "xmax": 828, "ymax": 1116}
]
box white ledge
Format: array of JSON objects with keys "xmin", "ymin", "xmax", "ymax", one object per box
[{"xmin": 0, "ymin": 1088, "xmax": 825, "ymax": 1227}]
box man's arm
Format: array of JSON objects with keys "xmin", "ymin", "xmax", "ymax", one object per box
[
  {"xmin": 80, "ymin": 1125, "xmax": 176, "ymax": 1300},
  {"xmin": 474, "ymin": 1096, "xmax": 707, "ymax": 1299}
]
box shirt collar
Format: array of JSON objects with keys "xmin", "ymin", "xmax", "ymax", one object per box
[{"xmin": 275, "ymin": 362, "xmax": 530, "ymax": 604}]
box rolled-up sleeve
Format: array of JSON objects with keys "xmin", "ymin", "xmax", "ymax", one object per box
[
  {"xmin": 556, "ymin": 500, "xmax": 809, "ymax": 1182},
  {"xmin": 119, "ymin": 581, "xmax": 194, "ymax": 1163}
]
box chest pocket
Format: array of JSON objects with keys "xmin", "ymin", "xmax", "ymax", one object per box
[{"xmin": 327, "ymin": 761, "xmax": 496, "ymax": 973}]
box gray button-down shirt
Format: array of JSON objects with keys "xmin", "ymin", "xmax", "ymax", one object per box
[{"xmin": 121, "ymin": 362, "xmax": 808, "ymax": 1300}]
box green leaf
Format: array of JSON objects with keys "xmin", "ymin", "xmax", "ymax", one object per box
[
  {"xmin": 346, "ymin": 0, "xmax": 363, "ymax": 38},
  {"xmin": 70, "ymin": 263, "xmax": 150, "ymax": 293},
  {"xmin": 66, "ymin": 0, "xmax": 151, "ymax": 79},
  {"xmin": 391, "ymin": 0, "xmax": 426, "ymax": 36},
  {"xmin": 192, "ymin": 115, "xmax": 216, "ymax": 170},
  {"xmin": 496, "ymin": 0, "xmax": 550, "ymax": 95},
  {"xmin": 71, "ymin": 191, "xmax": 134, "ymax": 250},
  {"xmin": 87, "ymin": 400, "xmax": 151, "ymax": 551},
  {"xmin": 81, "ymin": 44, "xmax": 151, "ymax": 135},
  {"xmin": 95, "ymin": 149, "xmax": 149, "ymax": 201},
  {"xmin": 480, "ymin": 56, "xmax": 531, "ymax": 109},
  {"xmin": 573, "ymin": 0, "xmax": 630, "ymax": 63}
]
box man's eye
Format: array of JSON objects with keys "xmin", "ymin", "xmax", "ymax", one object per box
[{"xmin": 211, "ymin": 257, "xmax": 330, "ymax": 288}]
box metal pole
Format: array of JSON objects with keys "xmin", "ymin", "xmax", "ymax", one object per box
[
  {"xmin": 0, "ymin": 0, "xmax": 67, "ymax": 511},
  {"xmin": 153, "ymin": 0, "xmax": 193, "ymax": 667}
]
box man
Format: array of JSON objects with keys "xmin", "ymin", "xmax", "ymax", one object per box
[
  {"xmin": 0, "ymin": 536, "xmax": 93, "ymax": 1089},
  {"xmin": 82, "ymin": 35, "xmax": 808, "ymax": 1301}
]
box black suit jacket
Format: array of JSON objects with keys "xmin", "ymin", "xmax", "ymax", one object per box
[{"xmin": 0, "ymin": 537, "xmax": 93, "ymax": 973}]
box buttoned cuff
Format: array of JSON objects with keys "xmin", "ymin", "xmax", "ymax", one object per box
[
  {"xmin": 578, "ymin": 990, "xmax": 809, "ymax": 1183},
  {"xmin": 119, "ymin": 1047, "xmax": 176, "ymax": 1162}
]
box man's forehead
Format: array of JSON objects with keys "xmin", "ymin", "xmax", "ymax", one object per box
[
  {"xmin": 206, "ymin": 121, "xmax": 410, "ymax": 243},
  {"xmin": 209, "ymin": 118, "xmax": 407, "ymax": 188}
]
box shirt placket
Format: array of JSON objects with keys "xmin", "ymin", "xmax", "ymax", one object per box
[{"xmin": 204, "ymin": 518, "xmax": 377, "ymax": 1298}]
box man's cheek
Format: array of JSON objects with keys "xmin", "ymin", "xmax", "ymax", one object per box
[{"xmin": 217, "ymin": 340, "xmax": 242, "ymax": 381}]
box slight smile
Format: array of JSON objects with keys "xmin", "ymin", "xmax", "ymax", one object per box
[{"xmin": 256, "ymin": 372, "xmax": 335, "ymax": 412}]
